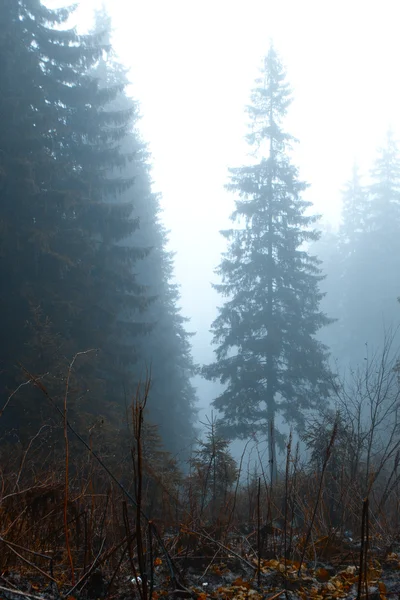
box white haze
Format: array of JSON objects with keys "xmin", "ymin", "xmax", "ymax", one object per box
[{"xmin": 46, "ymin": 0, "xmax": 400, "ymax": 422}]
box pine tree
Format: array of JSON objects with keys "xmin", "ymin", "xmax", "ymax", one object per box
[
  {"xmin": 203, "ymin": 46, "xmax": 332, "ymax": 480},
  {"xmin": 189, "ymin": 417, "xmax": 237, "ymax": 521},
  {"xmin": 335, "ymin": 164, "xmax": 372, "ymax": 365},
  {"xmin": 89, "ymin": 7, "xmax": 197, "ymax": 457},
  {"xmin": 316, "ymin": 133, "xmax": 400, "ymax": 371},
  {"xmin": 122, "ymin": 156, "xmax": 198, "ymax": 457},
  {"xmin": 337, "ymin": 134, "xmax": 400, "ymax": 368},
  {"xmin": 367, "ymin": 130, "xmax": 400, "ymax": 320},
  {"xmin": 0, "ymin": 1, "xmax": 148, "ymax": 436},
  {"xmin": 313, "ymin": 165, "xmax": 369, "ymax": 367},
  {"xmin": 340, "ymin": 164, "xmax": 369, "ymax": 246},
  {"xmin": 0, "ymin": 0, "xmax": 81, "ymax": 429},
  {"xmin": 130, "ymin": 180, "xmax": 198, "ymax": 456}
]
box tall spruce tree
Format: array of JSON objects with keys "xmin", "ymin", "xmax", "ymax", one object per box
[
  {"xmin": 89, "ymin": 8, "xmax": 197, "ymax": 457},
  {"xmin": 132, "ymin": 192, "xmax": 198, "ymax": 457},
  {"xmin": 335, "ymin": 164, "xmax": 372, "ymax": 366},
  {"xmin": 0, "ymin": 1, "xmax": 148, "ymax": 436},
  {"xmin": 337, "ymin": 134, "xmax": 400, "ymax": 368},
  {"xmin": 313, "ymin": 165, "xmax": 369, "ymax": 367},
  {"xmin": 367, "ymin": 130, "xmax": 400, "ymax": 324},
  {"xmin": 203, "ymin": 47, "xmax": 332, "ymax": 480},
  {"xmin": 313, "ymin": 134, "xmax": 400, "ymax": 371},
  {"xmin": 340, "ymin": 164, "xmax": 368, "ymax": 246}
]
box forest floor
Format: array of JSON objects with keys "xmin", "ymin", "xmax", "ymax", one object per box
[
  {"xmin": 136, "ymin": 545, "xmax": 400, "ymax": 600},
  {"xmin": 1, "ymin": 535, "xmax": 400, "ymax": 600}
]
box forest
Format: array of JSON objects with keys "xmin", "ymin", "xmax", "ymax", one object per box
[{"xmin": 1, "ymin": 1, "xmax": 400, "ymax": 599}]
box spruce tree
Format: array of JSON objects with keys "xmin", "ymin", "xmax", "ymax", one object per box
[
  {"xmin": 314, "ymin": 134, "xmax": 400, "ymax": 371},
  {"xmin": 203, "ymin": 47, "xmax": 332, "ymax": 480},
  {"xmin": 340, "ymin": 164, "xmax": 369, "ymax": 246},
  {"xmin": 336, "ymin": 134, "xmax": 400, "ymax": 368},
  {"xmin": 0, "ymin": 0, "xmax": 82, "ymax": 428},
  {"xmin": 0, "ymin": 1, "xmax": 148, "ymax": 436},
  {"xmin": 313, "ymin": 165, "xmax": 369, "ymax": 367},
  {"xmin": 89, "ymin": 8, "xmax": 197, "ymax": 457},
  {"xmin": 367, "ymin": 130, "xmax": 400, "ymax": 321},
  {"xmin": 336, "ymin": 165, "xmax": 372, "ymax": 365}
]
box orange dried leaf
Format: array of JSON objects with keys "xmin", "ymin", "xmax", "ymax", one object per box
[
  {"xmin": 315, "ymin": 567, "xmax": 330, "ymax": 582},
  {"xmin": 232, "ymin": 578, "xmax": 250, "ymax": 589},
  {"xmin": 379, "ymin": 581, "xmax": 387, "ymax": 593}
]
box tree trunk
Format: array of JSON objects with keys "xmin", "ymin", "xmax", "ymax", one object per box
[
  {"xmin": 266, "ymin": 104, "xmax": 277, "ymax": 484},
  {"xmin": 267, "ymin": 402, "xmax": 277, "ymax": 483}
]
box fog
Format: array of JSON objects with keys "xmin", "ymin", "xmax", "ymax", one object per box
[
  {"xmin": 4, "ymin": 1, "xmax": 400, "ymax": 580},
  {"xmin": 59, "ymin": 0, "xmax": 400, "ymax": 419},
  {"xmin": 6, "ymin": 0, "xmax": 400, "ymax": 465}
]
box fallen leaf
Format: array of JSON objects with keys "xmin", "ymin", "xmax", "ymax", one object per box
[
  {"xmin": 315, "ymin": 567, "xmax": 331, "ymax": 582},
  {"xmin": 232, "ymin": 578, "xmax": 250, "ymax": 589}
]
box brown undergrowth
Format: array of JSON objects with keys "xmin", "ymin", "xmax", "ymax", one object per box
[{"xmin": 0, "ymin": 358, "xmax": 400, "ymax": 599}]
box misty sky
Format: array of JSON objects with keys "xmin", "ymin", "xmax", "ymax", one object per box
[{"xmin": 46, "ymin": 0, "xmax": 400, "ymax": 411}]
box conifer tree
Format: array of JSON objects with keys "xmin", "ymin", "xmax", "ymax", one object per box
[
  {"xmin": 189, "ymin": 417, "xmax": 237, "ymax": 519},
  {"xmin": 337, "ymin": 134, "xmax": 400, "ymax": 368},
  {"xmin": 340, "ymin": 164, "xmax": 369, "ymax": 246},
  {"xmin": 203, "ymin": 47, "xmax": 332, "ymax": 480},
  {"xmin": 89, "ymin": 8, "xmax": 197, "ymax": 456},
  {"xmin": 313, "ymin": 165, "xmax": 369, "ymax": 367},
  {"xmin": 315, "ymin": 134, "xmax": 400, "ymax": 371},
  {"xmin": 367, "ymin": 130, "xmax": 400, "ymax": 318},
  {"xmin": 0, "ymin": 1, "xmax": 148, "ymax": 435},
  {"xmin": 335, "ymin": 165, "xmax": 372, "ymax": 365},
  {"xmin": 0, "ymin": 0, "xmax": 84, "ymax": 428}
]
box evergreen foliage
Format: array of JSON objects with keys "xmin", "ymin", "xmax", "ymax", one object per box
[
  {"xmin": 0, "ymin": 1, "xmax": 196, "ymax": 457},
  {"xmin": 313, "ymin": 166, "xmax": 369, "ymax": 367},
  {"xmin": 315, "ymin": 133, "xmax": 400, "ymax": 369},
  {"xmin": 189, "ymin": 417, "xmax": 237, "ymax": 519},
  {"xmin": 89, "ymin": 8, "xmax": 197, "ymax": 456},
  {"xmin": 203, "ymin": 46, "xmax": 332, "ymax": 479},
  {"xmin": 367, "ymin": 131, "xmax": 400, "ymax": 330}
]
